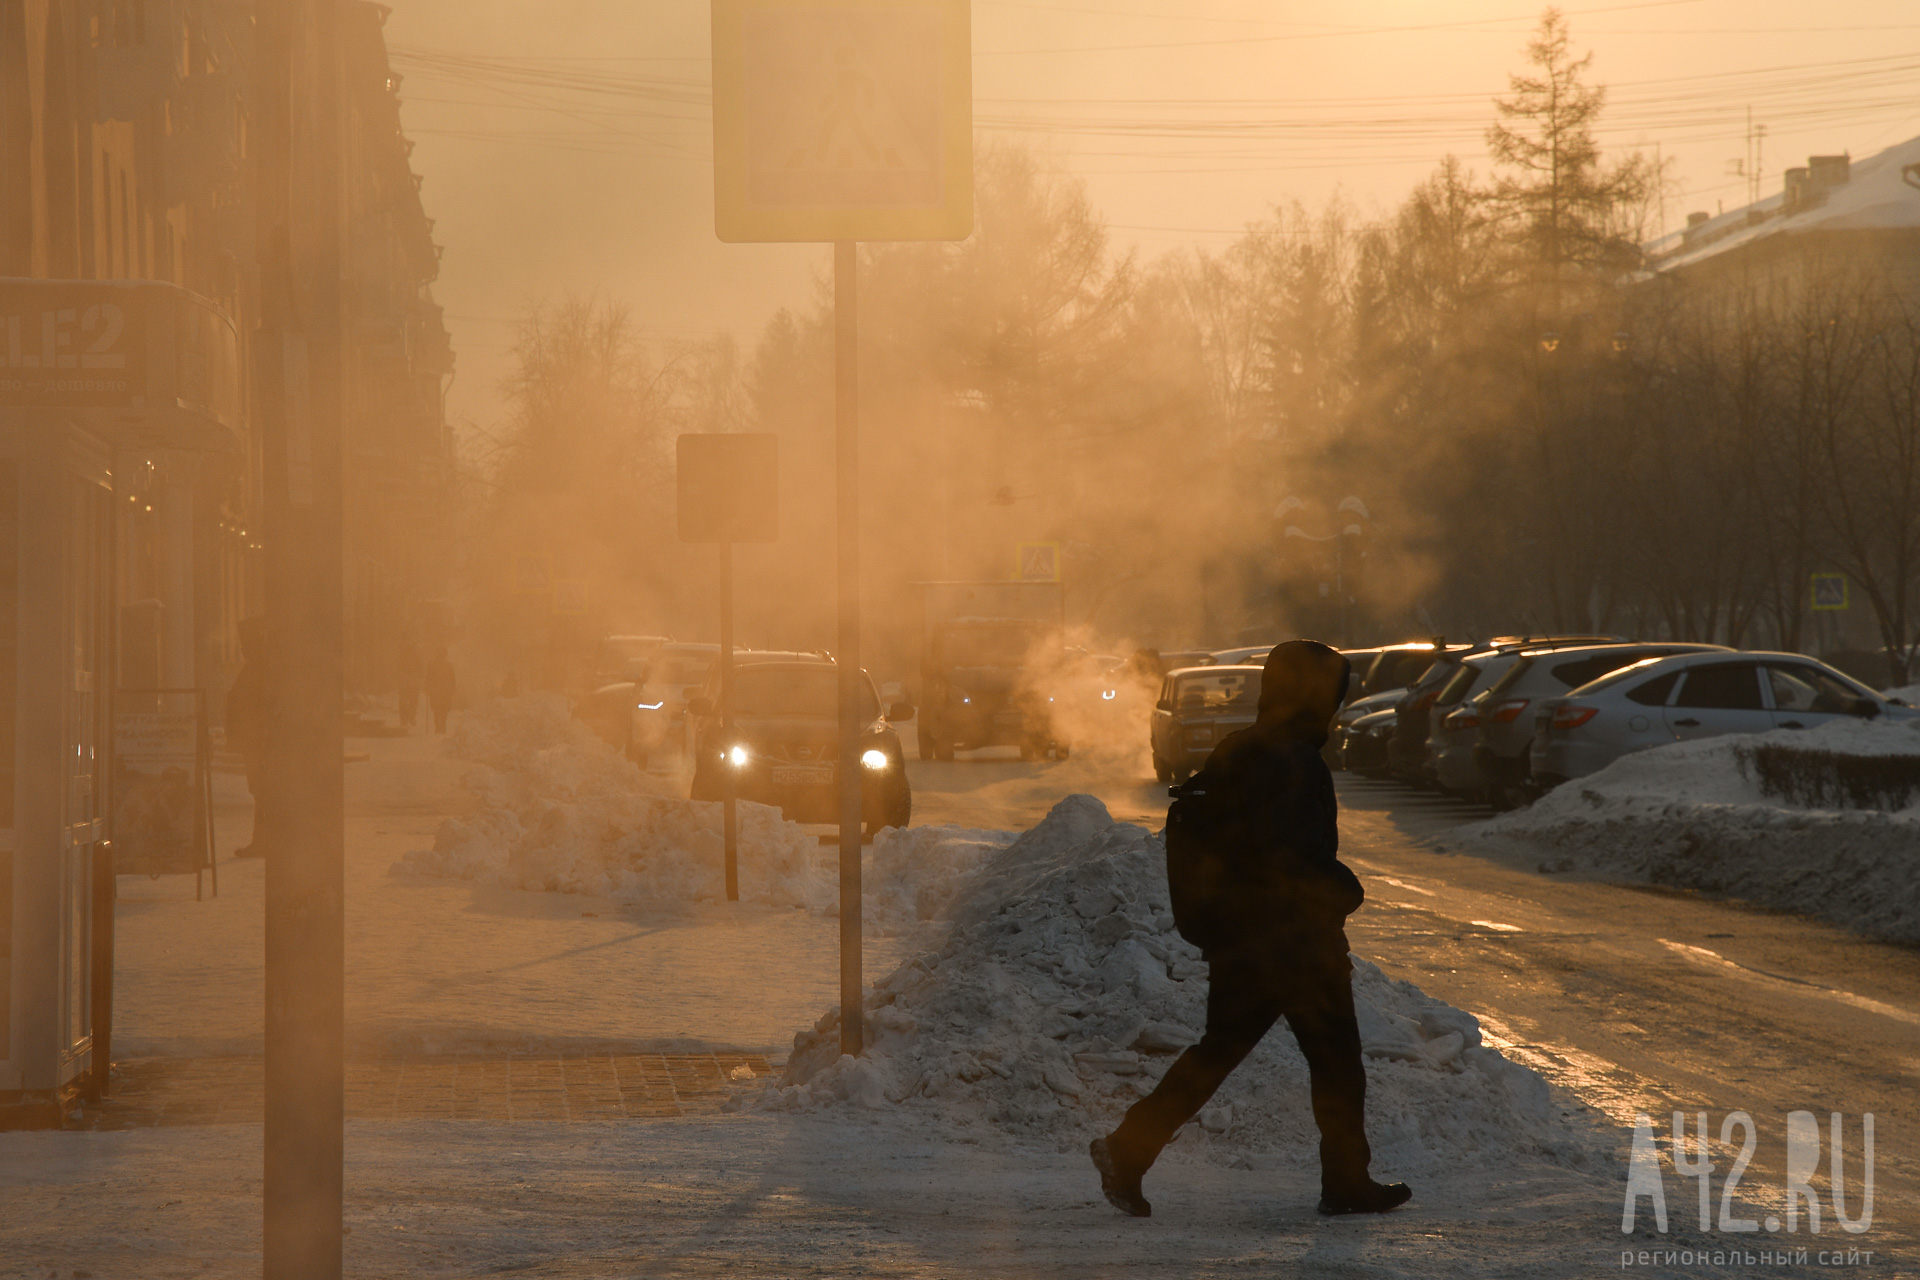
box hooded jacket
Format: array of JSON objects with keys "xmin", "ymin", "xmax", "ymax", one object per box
[{"xmin": 1194, "ymin": 640, "xmax": 1365, "ymax": 951}]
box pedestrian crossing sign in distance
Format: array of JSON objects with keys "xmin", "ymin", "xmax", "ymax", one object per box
[{"xmin": 711, "ymin": 0, "xmax": 972, "ymax": 243}]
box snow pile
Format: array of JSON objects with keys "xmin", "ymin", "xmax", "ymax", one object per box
[
  {"xmin": 400, "ymin": 694, "xmax": 1018, "ymax": 925},
  {"xmin": 743, "ymin": 796, "xmax": 1597, "ymax": 1176},
  {"xmin": 864, "ymin": 823, "xmax": 1019, "ymax": 935},
  {"xmin": 398, "ymin": 693, "xmax": 835, "ymax": 910},
  {"xmin": 1884, "ymin": 683, "xmax": 1920, "ymax": 706},
  {"xmin": 1465, "ymin": 718, "xmax": 1920, "ymax": 943}
]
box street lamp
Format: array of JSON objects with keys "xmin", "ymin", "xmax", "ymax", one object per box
[{"xmin": 1282, "ymin": 511, "xmax": 1366, "ymax": 646}]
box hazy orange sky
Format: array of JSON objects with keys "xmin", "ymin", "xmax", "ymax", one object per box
[{"xmin": 380, "ymin": 0, "xmax": 1920, "ymax": 435}]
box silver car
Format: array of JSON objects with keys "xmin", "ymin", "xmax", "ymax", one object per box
[
  {"xmin": 1530, "ymin": 651, "xmax": 1920, "ymax": 786},
  {"xmin": 1474, "ymin": 642, "xmax": 1728, "ymax": 806}
]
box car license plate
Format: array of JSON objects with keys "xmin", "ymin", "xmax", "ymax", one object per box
[{"xmin": 772, "ymin": 764, "xmax": 833, "ymax": 786}]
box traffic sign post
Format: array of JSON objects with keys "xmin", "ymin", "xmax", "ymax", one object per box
[
  {"xmin": 712, "ymin": 0, "xmax": 971, "ymax": 1057},
  {"xmin": 678, "ymin": 433, "xmax": 780, "ymax": 901}
]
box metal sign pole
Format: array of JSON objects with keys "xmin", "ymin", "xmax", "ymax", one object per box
[
  {"xmin": 835, "ymin": 240, "xmax": 863, "ymax": 1058},
  {"xmin": 721, "ymin": 541, "xmax": 738, "ymax": 902}
]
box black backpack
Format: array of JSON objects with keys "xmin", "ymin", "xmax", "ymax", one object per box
[{"xmin": 1163, "ymin": 767, "xmax": 1244, "ymax": 952}]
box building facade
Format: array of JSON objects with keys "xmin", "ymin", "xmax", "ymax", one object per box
[{"xmin": 0, "ymin": 0, "xmax": 452, "ymax": 1121}]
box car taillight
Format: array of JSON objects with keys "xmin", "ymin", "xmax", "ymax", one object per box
[
  {"xmin": 1490, "ymin": 698, "xmax": 1530, "ymax": 723},
  {"xmin": 1551, "ymin": 704, "xmax": 1598, "ymax": 730},
  {"xmin": 1445, "ymin": 708, "xmax": 1480, "ymax": 730}
]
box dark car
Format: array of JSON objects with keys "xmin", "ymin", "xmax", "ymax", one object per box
[
  {"xmin": 687, "ymin": 655, "xmax": 913, "ymax": 833},
  {"xmin": 1341, "ymin": 707, "xmax": 1397, "ymax": 776},
  {"xmin": 920, "ymin": 617, "xmax": 1062, "ymax": 760},
  {"xmin": 1149, "ymin": 664, "xmax": 1262, "ymax": 782}
]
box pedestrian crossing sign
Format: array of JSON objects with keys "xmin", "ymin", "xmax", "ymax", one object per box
[
  {"xmin": 711, "ymin": 0, "xmax": 972, "ymax": 242},
  {"xmin": 1811, "ymin": 573, "xmax": 1849, "ymax": 611},
  {"xmin": 1016, "ymin": 541, "xmax": 1060, "ymax": 583}
]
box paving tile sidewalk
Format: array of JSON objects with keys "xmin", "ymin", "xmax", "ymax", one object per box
[{"xmin": 70, "ymin": 1052, "xmax": 775, "ymax": 1130}]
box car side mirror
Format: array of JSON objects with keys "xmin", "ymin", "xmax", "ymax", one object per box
[
  {"xmin": 1851, "ymin": 699, "xmax": 1882, "ymax": 719},
  {"xmin": 886, "ymin": 702, "xmax": 916, "ymax": 722},
  {"xmin": 685, "ymin": 696, "xmax": 713, "ymax": 717},
  {"xmin": 1155, "ymin": 698, "xmax": 1172, "ymax": 712}
]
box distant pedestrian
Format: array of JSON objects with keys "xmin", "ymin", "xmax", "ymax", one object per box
[
  {"xmin": 425, "ymin": 647, "xmax": 456, "ymax": 734},
  {"xmin": 1090, "ymin": 640, "xmax": 1410, "ymax": 1218},
  {"xmin": 226, "ymin": 617, "xmax": 272, "ymax": 859},
  {"xmin": 396, "ymin": 639, "xmax": 423, "ymax": 731}
]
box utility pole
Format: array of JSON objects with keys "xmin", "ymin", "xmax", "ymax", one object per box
[
  {"xmin": 256, "ymin": 1, "xmax": 347, "ymax": 1275},
  {"xmin": 834, "ymin": 240, "xmax": 863, "ymax": 1058}
]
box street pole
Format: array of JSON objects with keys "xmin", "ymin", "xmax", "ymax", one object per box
[
  {"xmin": 720, "ymin": 541, "xmax": 738, "ymax": 901},
  {"xmin": 834, "ymin": 240, "xmax": 863, "ymax": 1058},
  {"xmin": 258, "ymin": 1, "xmax": 345, "ymax": 1275}
]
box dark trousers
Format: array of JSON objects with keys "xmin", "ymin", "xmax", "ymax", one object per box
[{"xmin": 1108, "ymin": 944, "xmax": 1372, "ymax": 1193}]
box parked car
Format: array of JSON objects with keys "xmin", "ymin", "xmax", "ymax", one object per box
[
  {"xmin": 1341, "ymin": 707, "xmax": 1398, "ymax": 776},
  {"xmin": 1358, "ymin": 643, "xmax": 1444, "ymax": 698},
  {"xmin": 1474, "ymin": 642, "xmax": 1727, "ymax": 806},
  {"xmin": 1149, "ymin": 664, "xmax": 1262, "ymax": 782},
  {"xmin": 1429, "ymin": 651, "xmax": 1531, "ymax": 799},
  {"xmin": 1384, "ymin": 644, "xmax": 1488, "ymax": 783},
  {"xmin": 1530, "ymin": 651, "xmax": 1920, "ymax": 788},
  {"xmin": 686, "ymin": 653, "xmax": 913, "ymax": 832}
]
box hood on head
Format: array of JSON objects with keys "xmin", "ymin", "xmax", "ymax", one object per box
[{"xmin": 1256, "ymin": 640, "xmax": 1351, "ymax": 743}]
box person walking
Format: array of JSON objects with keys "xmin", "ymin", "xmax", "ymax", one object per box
[
  {"xmin": 1090, "ymin": 640, "xmax": 1410, "ymax": 1218},
  {"xmin": 226, "ymin": 617, "xmax": 272, "ymax": 859},
  {"xmin": 424, "ymin": 646, "xmax": 456, "ymax": 734}
]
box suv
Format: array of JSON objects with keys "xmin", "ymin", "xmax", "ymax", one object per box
[
  {"xmin": 1531, "ymin": 651, "xmax": 1920, "ymax": 787},
  {"xmin": 1473, "ymin": 642, "xmax": 1727, "ymax": 807},
  {"xmin": 687, "ymin": 653, "xmax": 913, "ymax": 832}
]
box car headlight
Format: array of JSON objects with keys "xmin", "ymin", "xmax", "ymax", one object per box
[
  {"xmin": 1101, "ymin": 689, "xmax": 1116, "ymax": 701},
  {"xmin": 727, "ymin": 745, "xmax": 750, "ymax": 767},
  {"xmin": 637, "ymin": 700, "xmax": 665, "ymax": 710},
  {"xmin": 860, "ymin": 748, "xmax": 889, "ymax": 771}
]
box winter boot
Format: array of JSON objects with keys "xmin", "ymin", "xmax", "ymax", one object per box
[
  {"xmin": 1089, "ymin": 1136, "xmax": 1151, "ymax": 1218},
  {"xmin": 1317, "ymin": 1180, "xmax": 1412, "ymax": 1216}
]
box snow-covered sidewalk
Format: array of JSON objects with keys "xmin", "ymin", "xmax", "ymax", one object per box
[{"xmin": 1461, "ymin": 718, "xmax": 1920, "ymax": 945}]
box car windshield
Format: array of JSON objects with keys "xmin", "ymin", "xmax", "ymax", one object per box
[
  {"xmin": 941, "ymin": 623, "xmax": 1046, "ymax": 667},
  {"xmin": 731, "ymin": 665, "xmax": 877, "ymax": 719},
  {"xmin": 1173, "ymin": 669, "xmax": 1261, "ymax": 712}
]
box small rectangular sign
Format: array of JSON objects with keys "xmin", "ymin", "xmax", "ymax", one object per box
[
  {"xmin": 712, "ymin": 0, "xmax": 972, "ymax": 243},
  {"xmin": 1016, "ymin": 541, "xmax": 1060, "ymax": 583},
  {"xmin": 112, "ymin": 708, "xmax": 207, "ymax": 877},
  {"xmin": 1811, "ymin": 573, "xmax": 1849, "ymax": 611}
]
